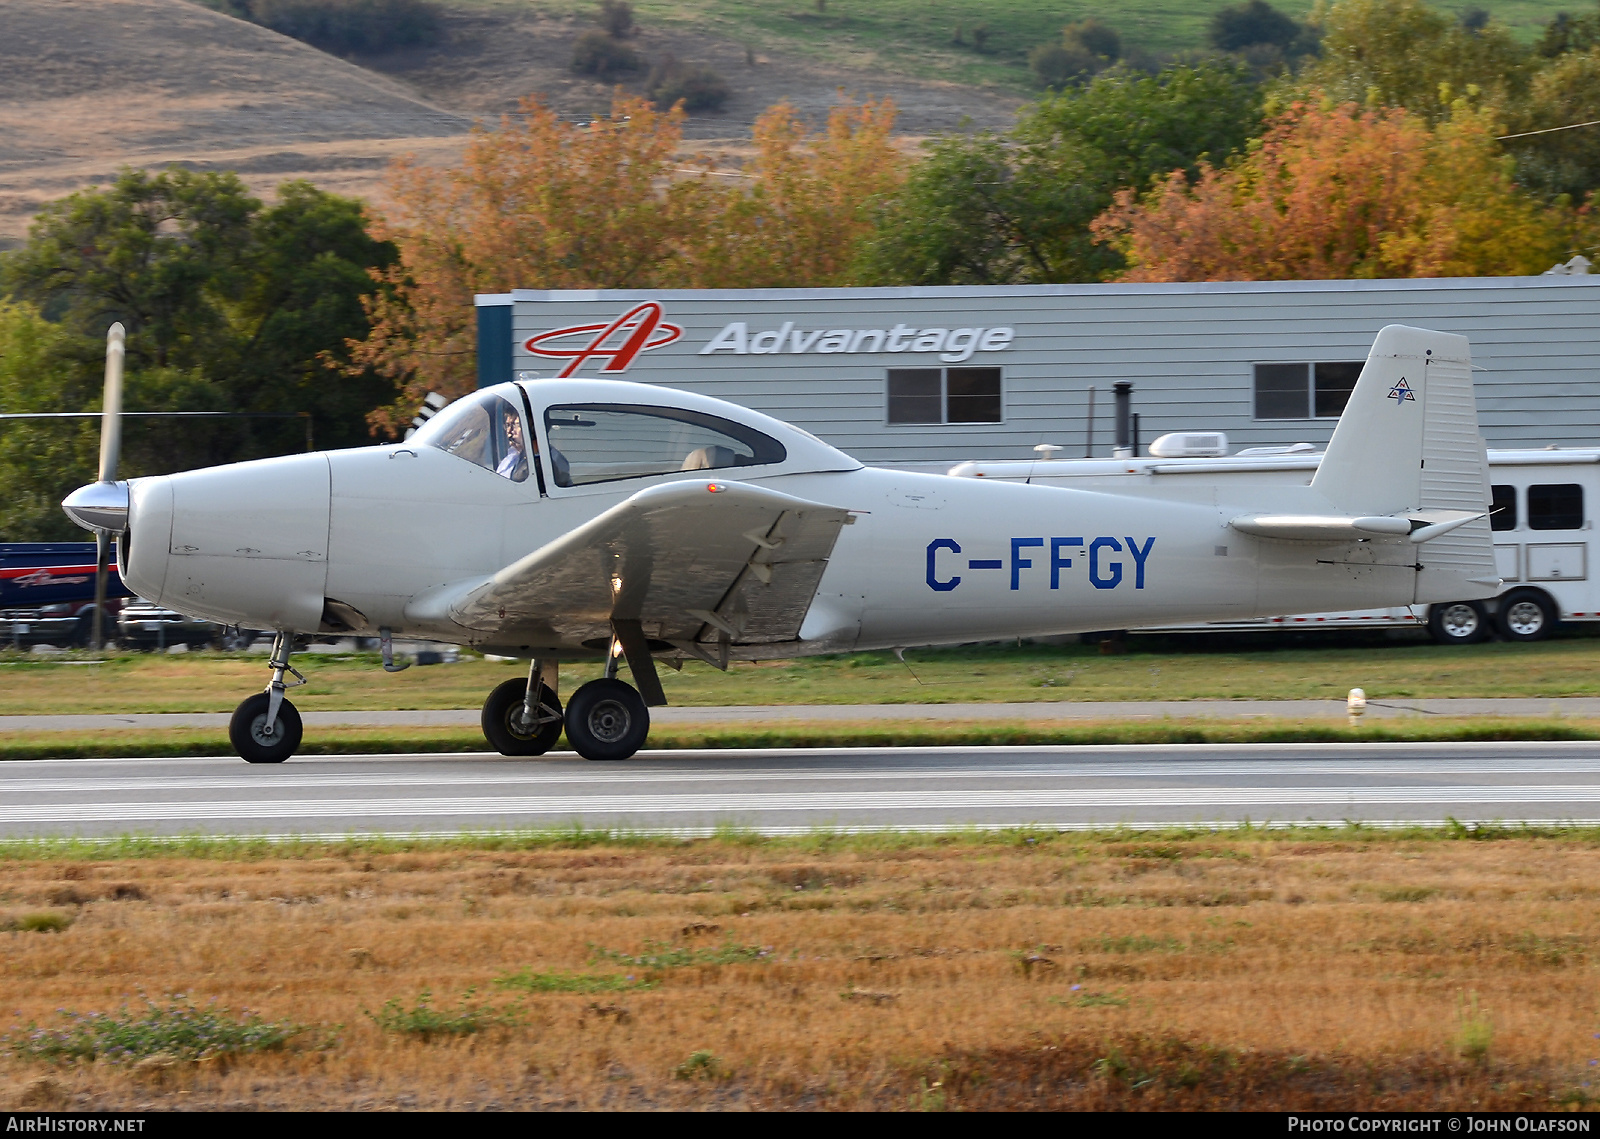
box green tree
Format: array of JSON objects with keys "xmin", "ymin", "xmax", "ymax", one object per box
[
  {"xmin": 1537, "ymin": 2, "xmax": 1600, "ymax": 57},
  {"xmin": 0, "ymin": 302, "xmax": 95, "ymax": 541},
  {"xmin": 857, "ymin": 64, "xmax": 1262, "ymax": 284},
  {"xmin": 0, "ymin": 170, "xmax": 398, "ymax": 538},
  {"xmin": 1506, "ymin": 48, "xmax": 1600, "ymax": 200},
  {"xmin": 1298, "ymin": 0, "xmax": 1533, "ymax": 123}
]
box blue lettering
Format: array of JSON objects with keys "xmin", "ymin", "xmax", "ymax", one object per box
[
  {"xmin": 1089, "ymin": 537, "xmax": 1123, "ymax": 589},
  {"xmin": 967, "ymin": 559, "xmax": 1002, "ymax": 570},
  {"xmin": 926, "ymin": 539, "xmax": 961, "ymax": 592},
  {"xmin": 1050, "ymin": 537, "xmax": 1082, "ymax": 589},
  {"xmin": 1011, "ymin": 537, "xmax": 1044, "ymax": 590},
  {"xmin": 1125, "ymin": 536, "xmax": 1155, "ymax": 589}
]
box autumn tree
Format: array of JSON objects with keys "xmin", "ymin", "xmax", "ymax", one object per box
[
  {"xmin": 689, "ymin": 99, "xmax": 903, "ymax": 288},
  {"xmin": 1091, "ymin": 99, "xmax": 1589, "ymax": 282},
  {"xmin": 356, "ymin": 93, "xmax": 904, "ymax": 432},
  {"xmin": 352, "ymin": 95, "xmax": 714, "ymax": 432}
]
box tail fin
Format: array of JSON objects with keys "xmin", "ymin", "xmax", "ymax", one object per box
[{"xmin": 1310, "ymin": 324, "xmax": 1497, "ymax": 602}]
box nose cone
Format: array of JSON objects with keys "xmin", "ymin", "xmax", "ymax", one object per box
[{"xmin": 62, "ymin": 481, "xmax": 130, "ymax": 532}]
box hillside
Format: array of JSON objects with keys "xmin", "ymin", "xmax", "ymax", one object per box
[
  {"xmin": 0, "ymin": 0, "xmax": 475, "ymax": 247},
  {"xmin": 0, "ymin": 0, "xmax": 1031, "ymax": 248},
  {"xmin": 471, "ymin": 0, "xmax": 1581, "ymax": 89}
]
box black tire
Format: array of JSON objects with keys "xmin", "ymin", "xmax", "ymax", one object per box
[
  {"xmin": 1427, "ymin": 601, "xmax": 1490, "ymax": 645},
  {"xmin": 228, "ymin": 692, "xmax": 302, "ymax": 764},
  {"xmin": 1496, "ymin": 589, "xmax": 1557, "ymax": 642},
  {"xmin": 564, "ymin": 678, "xmax": 649, "ymax": 762},
  {"xmin": 481, "ymin": 677, "xmax": 563, "ymax": 756}
]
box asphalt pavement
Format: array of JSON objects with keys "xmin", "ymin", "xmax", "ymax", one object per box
[{"xmin": 6, "ymin": 740, "xmax": 1600, "ymax": 838}]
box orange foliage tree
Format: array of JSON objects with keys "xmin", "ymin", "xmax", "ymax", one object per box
[
  {"xmin": 1091, "ymin": 98, "xmax": 1590, "ymax": 282},
  {"xmin": 354, "ymin": 93, "xmax": 903, "ymax": 434},
  {"xmin": 689, "ymin": 99, "xmax": 904, "ymax": 288}
]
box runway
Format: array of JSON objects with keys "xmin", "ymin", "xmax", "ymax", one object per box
[{"xmin": 6, "ymin": 741, "xmax": 1600, "ymax": 838}]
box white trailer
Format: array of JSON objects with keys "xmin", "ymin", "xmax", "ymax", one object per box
[{"xmin": 949, "ymin": 446, "xmax": 1600, "ymax": 644}]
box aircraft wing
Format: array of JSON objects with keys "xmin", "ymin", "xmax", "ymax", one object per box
[{"xmin": 406, "ymin": 479, "xmax": 854, "ymax": 650}]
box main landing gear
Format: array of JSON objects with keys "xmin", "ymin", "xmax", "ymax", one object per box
[
  {"xmin": 223, "ymin": 624, "xmax": 668, "ymax": 765},
  {"xmin": 229, "ymin": 631, "xmax": 305, "ymax": 764},
  {"xmin": 481, "ymin": 621, "xmax": 665, "ymax": 762}
]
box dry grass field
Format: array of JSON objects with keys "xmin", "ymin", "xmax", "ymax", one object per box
[{"xmin": 2, "ymin": 831, "xmax": 1600, "ymax": 1110}]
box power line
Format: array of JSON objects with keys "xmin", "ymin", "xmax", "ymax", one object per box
[{"xmin": 1497, "ymin": 118, "xmax": 1600, "ymax": 141}]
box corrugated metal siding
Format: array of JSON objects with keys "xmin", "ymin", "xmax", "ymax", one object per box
[{"xmin": 502, "ymin": 278, "xmax": 1600, "ymax": 463}]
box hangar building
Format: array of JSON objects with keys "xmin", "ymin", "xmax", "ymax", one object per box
[{"xmin": 475, "ymin": 273, "xmax": 1600, "ymax": 467}]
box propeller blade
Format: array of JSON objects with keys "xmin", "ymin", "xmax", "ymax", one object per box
[{"xmin": 97, "ymin": 323, "xmax": 125, "ymax": 483}]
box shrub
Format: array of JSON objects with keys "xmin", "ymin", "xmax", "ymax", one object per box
[
  {"xmin": 646, "ymin": 58, "xmax": 731, "ymax": 112},
  {"xmin": 214, "ymin": 0, "xmax": 443, "ymax": 56},
  {"xmin": 365, "ymin": 988, "xmax": 521, "ymax": 1039},
  {"xmin": 493, "ymin": 969, "xmax": 655, "ymax": 993},
  {"xmin": 673, "ymin": 1049, "xmax": 724, "ymax": 1079},
  {"xmin": 572, "ymin": 30, "xmax": 643, "ymax": 79},
  {"xmin": 1064, "ymin": 18, "xmax": 1123, "ymax": 61},
  {"xmin": 4, "ymin": 995, "xmax": 306, "ymax": 1063},
  {"xmin": 1030, "ymin": 43, "xmax": 1103, "ymax": 89},
  {"xmin": 1208, "ymin": 0, "xmax": 1301, "ymax": 52},
  {"xmin": 597, "ymin": 0, "xmax": 635, "ymax": 38},
  {"xmin": 7, "ymin": 911, "xmax": 71, "ymax": 933},
  {"xmin": 590, "ymin": 939, "xmax": 771, "ymax": 968}
]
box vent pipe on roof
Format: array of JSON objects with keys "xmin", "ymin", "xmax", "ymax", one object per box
[{"xmin": 1113, "ymin": 382, "xmax": 1133, "ymax": 458}]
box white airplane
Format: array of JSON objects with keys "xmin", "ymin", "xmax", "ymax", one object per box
[{"xmin": 63, "ymin": 324, "xmax": 1498, "ymax": 764}]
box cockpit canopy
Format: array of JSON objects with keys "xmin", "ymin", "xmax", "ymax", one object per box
[{"xmin": 411, "ymin": 378, "xmax": 861, "ymax": 488}]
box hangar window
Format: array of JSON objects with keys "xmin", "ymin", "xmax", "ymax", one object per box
[
  {"xmin": 888, "ymin": 367, "xmax": 1002, "ymax": 425},
  {"xmin": 542, "ymin": 404, "xmax": 786, "ymax": 488},
  {"xmin": 1528, "ymin": 483, "xmax": 1584, "ymax": 531},
  {"xmin": 1253, "ymin": 361, "xmax": 1364, "ymax": 419}
]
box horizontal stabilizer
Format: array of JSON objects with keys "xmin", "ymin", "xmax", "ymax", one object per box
[{"xmin": 1231, "ymin": 509, "xmax": 1486, "ymax": 544}]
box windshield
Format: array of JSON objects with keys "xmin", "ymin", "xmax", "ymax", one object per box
[{"xmin": 412, "ymin": 392, "xmax": 530, "ymax": 482}]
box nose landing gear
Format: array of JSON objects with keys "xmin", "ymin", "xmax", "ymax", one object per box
[{"xmin": 229, "ymin": 631, "xmax": 305, "ymax": 764}]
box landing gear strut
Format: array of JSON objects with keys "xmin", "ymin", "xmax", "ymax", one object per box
[{"xmin": 229, "ymin": 631, "xmax": 305, "ymax": 764}]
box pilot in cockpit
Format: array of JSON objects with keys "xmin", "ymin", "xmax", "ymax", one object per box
[{"xmin": 496, "ymin": 403, "xmax": 531, "ymax": 482}]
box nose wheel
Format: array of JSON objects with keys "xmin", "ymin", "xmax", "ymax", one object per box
[
  {"xmin": 229, "ymin": 630, "xmax": 306, "ymax": 764},
  {"xmin": 564, "ymin": 678, "xmax": 650, "ymax": 761}
]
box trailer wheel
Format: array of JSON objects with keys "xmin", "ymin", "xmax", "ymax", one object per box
[
  {"xmin": 1496, "ymin": 589, "xmax": 1557, "ymax": 642},
  {"xmin": 1427, "ymin": 601, "xmax": 1489, "ymax": 645}
]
